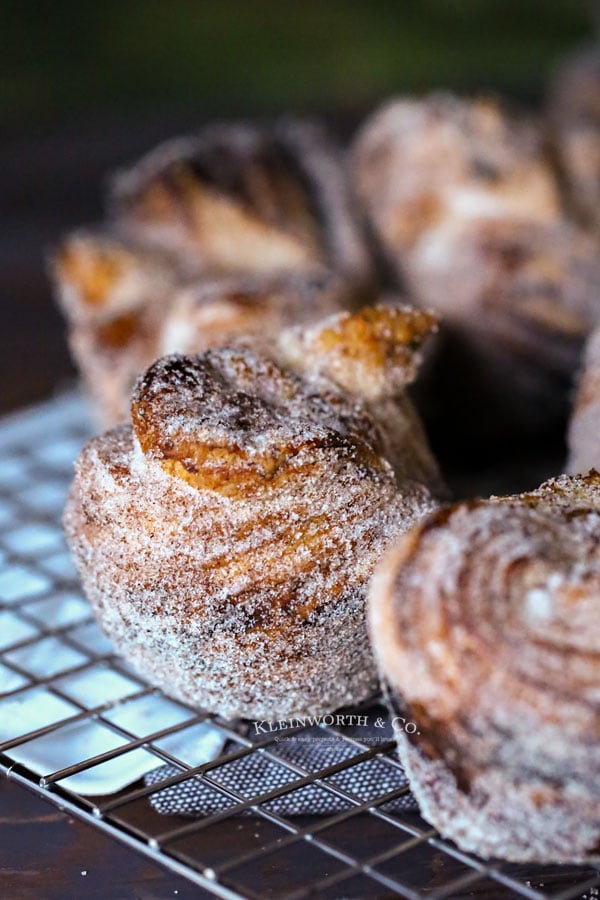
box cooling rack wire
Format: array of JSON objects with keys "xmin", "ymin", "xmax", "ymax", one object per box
[{"xmin": 0, "ymin": 392, "xmax": 599, "ymax": 900}]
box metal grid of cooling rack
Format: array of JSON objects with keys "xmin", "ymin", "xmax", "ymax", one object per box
[{"xmin": 1, "ymin": 393, "xmax": 599, "ymax": 900}]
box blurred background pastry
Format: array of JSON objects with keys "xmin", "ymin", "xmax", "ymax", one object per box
[
  {"xmin": 109, "ymin": 120, "xmax": 372, "ymax": 284},
  {"xmin": 351, "ymin": 93, "xmax": 600, "ymax": 465},
  {"xmin": 51, "ymin": 231, "xmax": 179, "ymax": 426},
  {"xmin": 52, "ymin": 232, "xmax": 360, "ymax": 427},
  {"xmin": 548, "ymin": 45, "xmax": 600, "ymax": 234},
  {"xmin": 50, "ymin": 119, "xmax": 373, "ymax": 427}
]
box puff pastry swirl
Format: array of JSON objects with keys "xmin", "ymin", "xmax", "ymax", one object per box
[{"xmin": 369, "ymin": 472, "xmax": 600, "ymax": 863}]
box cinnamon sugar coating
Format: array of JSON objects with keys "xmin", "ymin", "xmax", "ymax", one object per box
[
  {"xmin": 568, "ymin": 325, "xmax": 600, "ymax": 473},
  {"xmin": 351, "ymin": 94, "xmax": 600, "ymax": 443},
  {"xmin": 369, "ymin": 472, "xmax": 600, "ymax": 863},
  {"xmin": 275, "ymin": 305, "xmax": 443, "ymax": 491},
  {"xmin": 65, "ymin": 334, "xmax": 439, "ymax": 719},
  {"xmin": 131, "ymin": 350, "xmax": 386, "ymax": 498}
]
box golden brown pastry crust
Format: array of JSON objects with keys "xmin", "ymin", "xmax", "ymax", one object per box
[
  {"xmin": 275, "ymin": 304, "xmax": 443, "ymax": 491},
  {"xmin": 65, "ymin": 337, "xmax": 438, "ymax": 719},
  {"xmin": 131, "ymin": 350, "xmax": 387, "ymax": 499},
  {"xmin": 369, "ymin": 472, "xmax": 600, "ymax": 863}
]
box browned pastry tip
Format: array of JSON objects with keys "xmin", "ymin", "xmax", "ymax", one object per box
[
  {"xmin": 271, "ymin": 300, "xmax": 443, "ymax": 497},
  {"xmin": 109, "ymin": 119, "xmax": 372, "ymax": 284},
  {"xmin": 276, "ymin": 304, "xmax": 437, "ymax": 401},
  {"xmin": 568, "ymin": 325, "xmax": 600, "ymax": 474},
  {"xmin": 51, "ymin": 231, "xmax": 179, "ymax": 323},
  {"xmin": 54, "ymin": 233, "xmax": 131, "ymax": 313},
  {"xmin": 65, "ymin": 346, "xmax": 437, "ymax": 719},
  {"xmin": 274, "ymin": 302, "xmax": 443, "ymax": 492},
  {"xmin": 369, "ymin": 472, "xmax": 600, "ymax": 863}
]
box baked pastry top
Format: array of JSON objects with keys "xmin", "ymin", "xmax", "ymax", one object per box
[{"xmin": 131, "ymin": 348, "xmax": 388, "ymax": 499}]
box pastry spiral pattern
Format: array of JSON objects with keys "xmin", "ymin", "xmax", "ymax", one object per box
[
  {"xmin": 65, "ymin": 307, "xmax": 439, "ymax": 719},
  {"xmin": 369, "ymin": 472, "xmax": 600, "ymax": 863}
]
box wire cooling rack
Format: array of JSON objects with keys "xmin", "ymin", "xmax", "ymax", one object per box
[{"xmin": 1, "ymin": 393, "xmax": 599, "ymax": 900}]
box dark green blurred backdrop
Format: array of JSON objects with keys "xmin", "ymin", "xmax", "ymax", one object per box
[{"xmin": 1, "ymin": 0, "xmax": 596, "ymax": 130}]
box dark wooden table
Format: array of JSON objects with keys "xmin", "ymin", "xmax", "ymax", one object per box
[{"xmin": 0, "ymin": 779, "xmax": 212, "ymax": 899}]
